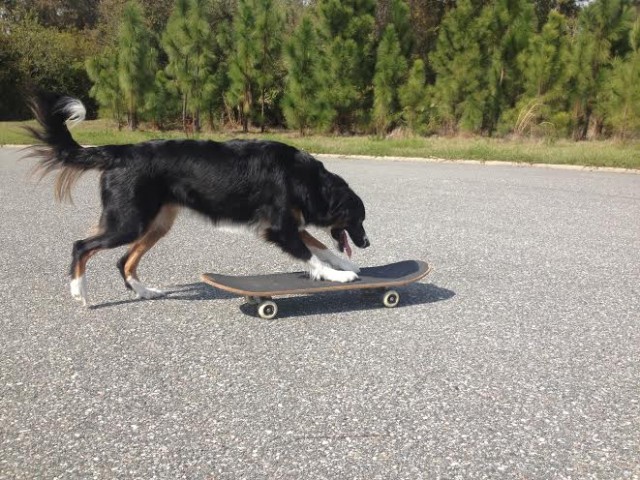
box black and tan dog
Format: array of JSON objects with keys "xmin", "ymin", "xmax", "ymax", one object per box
[{"xmin": 26, "ymin": 93, "xmax": 370, "ymax": 305}]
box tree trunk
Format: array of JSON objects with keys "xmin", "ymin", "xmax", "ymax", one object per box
[
  {"xmin": 261, "ymin": 87, "xmax": 265, "ymax": 133},
  {"xmin": 182, "ymin": 93, "xmax": 188, "ymax": 134},
  {"xmin": 128, "ymin": 106, "xmax": 138, "ymax": 131},
  {"xmin": 242, "ymin": 112, "xmax": 248, "ymax": 133},
  {"xmin": 243, "ymin": 86, "xmax": 250, "ymax": 133}
]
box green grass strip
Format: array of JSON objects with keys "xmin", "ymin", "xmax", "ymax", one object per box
[{"xmin": 2, "ymin": 120, "xmax": 638, "ymax": 169}]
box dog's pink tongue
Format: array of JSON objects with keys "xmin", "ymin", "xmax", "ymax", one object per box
[{"xmin": 341, "ymin": 231, "xmax": 352, "ymax": 258}]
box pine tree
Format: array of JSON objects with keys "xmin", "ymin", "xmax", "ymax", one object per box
[
  {"xmin": 520, "ymin": 11, "xmax": 569, "ymax": 98},
  {"xmin": 399, "ymin": 59, "xmax": 429, "ymax": 134},
  {"xmin": 599, "ymin": 18, "xmax": 640, "ymax": 138},
  {"xmin": 314, "ymin": 0, "xmax": 377, "ymax": 132},
  {"xmin": 225, "ymin": 0, "xmax": 285, "ymax": 132},
  {"xmin": 116, "ymin": 1, "xmax": 157, "ymax": 130},
  {"xmin": 226, "ymin": 0, "xmax": 258, "ymax": 132},
  {"xmin": 482, "ymin": 0, "xmax": 535, "ymax": 134},
  {"xmin": 377, "ymin": 0, "xmax": 412, "ymax": 57},
  {"xmin": 254, "ymin": 0, "xmax": 284, "ymax": 132},
  {"xmin": 372, "ymin": 25, "xmax": 408, "ymax": 134},
  {"xmin": 407, "ymin": 0, "xmax": 456, "ymax": 80},
  {"xmin": 204, "ymin": 0, "xmax": 235, "ymax": 130},
  {"xmin": 145, "ymin": 70, "xmax": 181, "ymax": 130},
  {"xmin": 282, "ymin": 16, "xmax": 322, "ymax": 135},
  {"xmin": 504, "ymin": 10, "xmax": 570, "ymax": 136},
  {"xmin": 567, "ymin": 0, "xmax": 635, "ymax": 139},
  {"xmin": 534, "ymin": 0, "xmax": 582, "ymax": 28},
  {"xmin": 86, "ymin": 48, "xmax": 125, "ymax": 126},
  {"xmin": 162, "ymin": 0, "xmax": 217, "ymax": 133},
  {"xmin": 429, "ymin": 0, "xmax": 488, "ymax": 133}
]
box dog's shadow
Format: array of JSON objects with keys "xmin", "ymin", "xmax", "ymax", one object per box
[
  {"xmin": 89, "ymin": 282, "xmax": 235, "ymax": 310},
  {"xmin": 90, "ymin": 281, "xmax": 454, "ymax": 317}
]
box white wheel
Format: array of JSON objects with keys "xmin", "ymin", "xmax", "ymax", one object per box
[
  {"xmin": 257, "ymin": 300, "xmax": 278, "ymax": 319},
  {"xmin": 382, "ymin": 290, "xmax": 400, "ymax": 308}
]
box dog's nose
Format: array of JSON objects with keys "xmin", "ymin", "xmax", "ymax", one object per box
[{"xmin": 362, "ymin": 237, "xmax": 370, "ymax": 248}]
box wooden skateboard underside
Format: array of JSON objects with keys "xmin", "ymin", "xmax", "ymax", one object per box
[{"xmin": 201, "ymin": 260, "xmax": 431, "ymax": 297}]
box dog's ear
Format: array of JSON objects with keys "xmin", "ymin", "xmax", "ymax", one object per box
[{"xmin": 319, "ymin": 170, "xmax": 350, "ymax": 219}]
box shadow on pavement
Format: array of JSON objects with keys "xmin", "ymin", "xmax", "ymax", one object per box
[
  {"xmin": 88, "ymin": 282, "xmax": 235, "ymax": 310},
  {"xmin": 89, "ymin": 281, "xmax": 454, "ymax": 316},
  {"xmin": 237, "ymin": 282, "xmax": 454, "ymax": 319}
]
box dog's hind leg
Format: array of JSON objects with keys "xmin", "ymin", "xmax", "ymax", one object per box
[
  {"xmin": 70, "ymin": 192, "xmax": 163, "ymax": 305},
  {"xmin": 116, "ymin": 204, "xmax": 179, "ymax": 299},
  {"xmin": 70, "ymin": 229, "xmax": 141, "ymax": 306}
]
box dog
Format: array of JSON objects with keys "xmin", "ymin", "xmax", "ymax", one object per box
[{"xmin": 25, "ymin": 93, "xmax": 370, "ymax": 306}]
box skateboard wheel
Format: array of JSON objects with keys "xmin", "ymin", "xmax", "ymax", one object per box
[
  {"xmin": 382, "ymin": 290, "xmax": 400, "ymax": 308},
  {"xmin": 257, "ymin": 300, "xmax": 278, "ymax": 319},
  {"xmin": 245, "ymin": 296, "xmax": 260, "ymax": 305}
]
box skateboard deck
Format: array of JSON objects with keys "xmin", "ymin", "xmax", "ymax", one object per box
[{"xmin": 201, "ymin": 260, "xmax": 432, "ymax": 318}]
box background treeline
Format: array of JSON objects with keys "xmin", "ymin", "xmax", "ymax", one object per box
[{"xmin": 1, "ymin": 0, "xmax": 639, "ymax": 139}]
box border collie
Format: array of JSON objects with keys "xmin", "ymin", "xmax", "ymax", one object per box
[{"xmin": 25, "ymin": 93, "xmax": 370, "ymax": 306}]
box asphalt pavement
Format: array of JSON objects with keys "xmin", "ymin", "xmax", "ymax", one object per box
[{"xmin": 1, "ymin": 147, "xmax": 639, "ymax": 479}]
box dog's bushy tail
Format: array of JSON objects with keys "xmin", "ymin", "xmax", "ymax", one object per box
[{"xmin": 25, "ymin": 92, "xmax": 115, "ymax": 203}]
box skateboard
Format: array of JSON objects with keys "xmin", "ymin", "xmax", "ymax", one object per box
[{"xmin": 201, "ymin": 260, "xmax": 432, "ymax": 319}]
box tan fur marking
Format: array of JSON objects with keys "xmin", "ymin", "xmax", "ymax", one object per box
[
  {"xmin": 292, "ymin": 208, "xmax": 308, "ymax": 231},
  {"xmin": 75, "ymin": 249, "xmax": 99, "ymax": 278},
  {"xmin": 300, "ymin": 230, "xmax": 328, "ymax": 250},
  {"xmin": 124, "ymin": 205, "xmax": 179, "ymax": 280},
  {"xmin": 87, "ymin": 222, "xmax": 105, "ymax": 237}
]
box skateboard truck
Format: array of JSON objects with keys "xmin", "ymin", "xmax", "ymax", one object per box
[{"xmin": 242, "ymin": 288, "xmax": 402, "ymax": 319}]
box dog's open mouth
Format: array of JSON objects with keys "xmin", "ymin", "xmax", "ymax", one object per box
[{"xmin": 339, "ymin": 230, "xmax": 353, "ymax": 258}]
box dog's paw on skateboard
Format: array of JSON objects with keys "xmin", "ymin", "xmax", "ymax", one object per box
[
  {"xmin": 310, "ymin": 268, "xmax": 359, "ymax": 283},
  {"xmin": 308, "ymin": 257, "xmax": 359, "ymax": 283},
  {"xmin": 330, "ymin": 256, "xmax": 361, "ymax": 274}
]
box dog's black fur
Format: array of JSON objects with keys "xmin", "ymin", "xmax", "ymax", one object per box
[{"xmin": 26, "ymin": 93, "xmax": 369, "ymax": 296}]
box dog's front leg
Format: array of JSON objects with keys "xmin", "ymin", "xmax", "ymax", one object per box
[
  {"xmin": 300, "ymin": 231, "xmax": 360, "ymax": 273},
  {"xmin": 266, "ymin": 221, "xmax": 358, "ymax": 282}
]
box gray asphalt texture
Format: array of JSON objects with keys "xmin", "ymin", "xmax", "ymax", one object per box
[{"xmin": 1, "ymin": 147, "xmax": 639, "ymax": 479}]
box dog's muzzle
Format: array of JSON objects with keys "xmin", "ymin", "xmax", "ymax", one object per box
[{"xmin": 350, "ymin": 232, "xmax": 369, "ymax": 249}]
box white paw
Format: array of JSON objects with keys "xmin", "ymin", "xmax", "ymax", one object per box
[
  {"xmin": 331, "ymin": 256, "xmax": 360, "ymax": 273},
  {"xmin": 127, "ymin": 277, "xmax": 166, "ymax": 299},
  {"xmin": 308, "ymin": 256, "xmax": 359, "ymax": 283},
  {"xmin": 70, "ymin": 276, "xmax": 88, "ymax": 306},
  {"xmin": 323, "ymin": 269, "xmax": 359, "ymax": 283},
  {"xmin": 311, "ymin": 247, "xmax": 360, "ymax": 273}
]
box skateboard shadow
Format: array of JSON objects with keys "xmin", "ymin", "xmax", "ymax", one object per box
[
  {"xmin": 89, "ymin": 282, "xmax": 454, "ymax": 317},
  {"xmin": 238, "ymin": 282, "xmax": 454, "ymax": 319}
]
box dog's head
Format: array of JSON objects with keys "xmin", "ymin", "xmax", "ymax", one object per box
[{"xmin": 322, "ymin": 173, "xmax": 370, "ymax": 256}]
